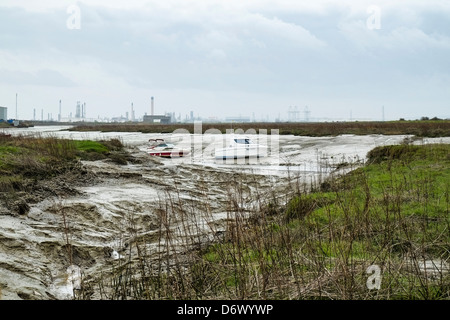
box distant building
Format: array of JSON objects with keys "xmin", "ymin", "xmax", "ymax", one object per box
[
  {"xmin": 0, "ymin": 106, "xmax": 7, "ymax": 121},
  {"xmin": 143, "ymin": 96, "xmax": 171, "ymax": 124},
  {"xmin": 225, "ymin": 116, "xmax": 251, "ymax": 123},
  {"xmin": 143, "ymin": 114, "xmax": 171, "ymax": 124}
]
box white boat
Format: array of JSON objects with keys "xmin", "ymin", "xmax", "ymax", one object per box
[
  {"xmin": 147, "ymin": 139, "xmax": 190, "ymax": 158},
  {"xmin": 214, "ymin": 136, "xmax": 268, "ymax": 160}
]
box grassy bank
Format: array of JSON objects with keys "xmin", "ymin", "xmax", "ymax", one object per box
[
  {"xmin": 0, "ymin": 135, "xmax": 128, "ymax": 213},
  {"xmin": 0, "ymin": 135, "xmax": 124, "ymax": 179},
  {"xmin": 67, "ymin": 120, "xmax": 450, "ymax": 137},
  {"xmin": 87, "ymin": 143, "xmax": 449, "ymax": 300}
]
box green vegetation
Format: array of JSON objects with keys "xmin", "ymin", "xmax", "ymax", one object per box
[
  {"xmin": 0, "ymin": 135, "xmax": 127, "ymax": 212},
  {"xmin": 87, "ymin": 143, "xmax": 449, "ymax": 300},
  {"xmin": 74, "ymin": 140, "xmax": 109, "ymax": 154},
  {"xmin": 0, "ymin": 135, "xmax": 124, "ymax": 177}
]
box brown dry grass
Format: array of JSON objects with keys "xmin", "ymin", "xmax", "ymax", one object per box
[{"xmin": 69, "ymin": 120, "xmax": 450, "ymax": 137}]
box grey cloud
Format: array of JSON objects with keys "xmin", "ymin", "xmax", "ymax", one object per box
[
  {"xmin": 0, "ymin": 1, "xmax": 449, "ymax": 120},
  {"xmin": 0, "ymin": 68, "xmax": 75, "ymax": 86}
]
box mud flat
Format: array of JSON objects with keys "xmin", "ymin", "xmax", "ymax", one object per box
[{"xmin": 1, "ymin": 126, "xmax": 448, "ymax": 299}]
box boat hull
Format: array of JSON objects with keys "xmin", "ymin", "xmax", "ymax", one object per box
[
  {"xmin": 148, "ymin": 150, "xmax": 189, "ymax": 158},
  {"xmin": 214, "ymin": 145, "xmax": 268, "ymax": 160}
]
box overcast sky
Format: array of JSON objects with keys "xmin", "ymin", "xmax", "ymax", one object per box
[{"xmin": 1, "ymin": 0, "xmax": 449, "ymax": 121}]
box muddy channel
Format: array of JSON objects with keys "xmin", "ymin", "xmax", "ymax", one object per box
[{"xmin": 1, "ymin": 126, "xmax": 448, "ymax": 300}]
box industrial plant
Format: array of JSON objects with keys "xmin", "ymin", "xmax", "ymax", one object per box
[
  {"xmin": 0, "ymin": 106, "xmax": 7, "ymax": 121},
  {"xmin": 143, "ymin": 97, "xmax": 171, "ymax": 124},
  {"xmin": 2, "ymin": 94, "xmax": 323, "ymax": 124}
]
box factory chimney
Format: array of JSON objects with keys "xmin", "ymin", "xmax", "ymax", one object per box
[
  {"xmin": 151, "ymin": 97, "xmax": 154, "ymax": 115},
  {"xmin": 76, "ymin": 101, "xmax": 81, "ymax": 118},
  {"xmin": 58, "ymin": 100, "xmax": 61, "ymax": 122},
  {"xmin": 131, "ymin": 102, "xmax": 135, "ymax": 121}
]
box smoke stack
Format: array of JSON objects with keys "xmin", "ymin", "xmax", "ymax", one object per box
[
  {"xmin": 76, "ymin": 101, "xmax": 81, "ymax": 118},
  {"xmin": 151, "ymin": 97, "xmax": 154, "ymax": 115},
  {"xmin": 58, "ymin": 100, "xmax": 61, "ymax": 122}
]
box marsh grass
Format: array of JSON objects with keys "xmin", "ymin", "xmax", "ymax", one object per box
[
  {"xmin": 81, "ymin": 143, "xmax": 449, "ymax": 300},
  {"xmin": 0, "ymin": 134, "xmax": 125, "ymax": 183},
  {"xmin": 69, "ymin": 120, "xmax": 450, "ymax": 137},
  {"xmin": 0, "ymin": 134, "xmax": 126, "ymax": 218}
]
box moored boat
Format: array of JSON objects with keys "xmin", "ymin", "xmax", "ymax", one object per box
[
  {"xmin": 147, "ymin": 139, "xmax": 190, "ymax": 158},
  {"xmin": 214, "ymin": 136, "xmax": 268, "ymax": 160}
]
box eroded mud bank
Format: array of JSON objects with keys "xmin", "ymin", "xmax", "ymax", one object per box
[{"xmin": 1, "ymin": 126, "xmax": 447, "ymax": 299}]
